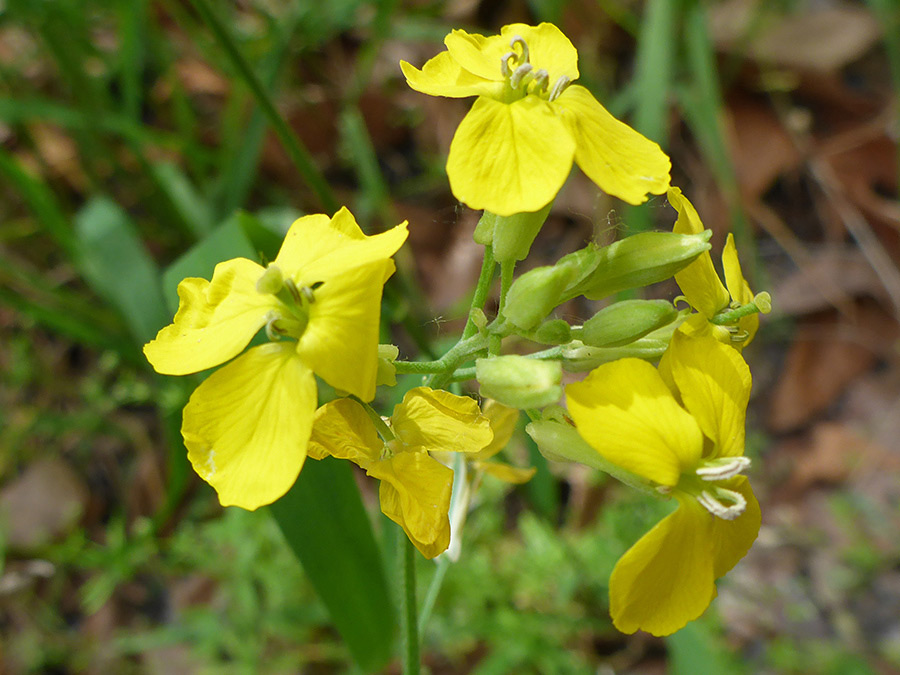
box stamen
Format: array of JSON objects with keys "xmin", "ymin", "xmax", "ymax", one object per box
[
  {"xmin": 264, "ymin": 311, "xmax": 284, "ymax": 341},
  {"xmin": 510, "ymin": 63, "xmax": 533, "ymax": 89},
  {"xmin": 509, "ymin": 35, "xmax": 529, "ymax": 65},
  {"xmin": 531, "ymin": 68, "xmax": 549, "ymax": 93},
  {"xmin": 283, "ymin": 278, "xmax": 303, "ymax": 305},
  {"xmin": 548, "ymin": 75, "xmax": 571, "ymax": 101},
  {"xmin": 500, "ymin": 51, "xmax": 516, "ymax": 77},
  {"xmin": 301, "ymin": 286, "xmax": 316, "ymax": 304},
  {"xmin": 697, "ymin": 487, "xmax": 747, "ymax": 521},
  {"xmin": 696, "ymin": 456, "xmax": 751, "ymax": 481}
]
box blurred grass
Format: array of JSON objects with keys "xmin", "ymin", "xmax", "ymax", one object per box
[{"xmin": 1, "ymin": 0, "xmax": 898, "ymax": 672}]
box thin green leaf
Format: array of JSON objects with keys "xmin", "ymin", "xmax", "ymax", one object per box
[
  {"xmin": 75, "ymin": 197, "xmax": 169, "ymax": 345},
  {"xmin": 269, "ymin": 457, "xmax": 396, "ymax": 673}
]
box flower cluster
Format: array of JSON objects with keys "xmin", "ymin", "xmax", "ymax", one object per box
[{"xmin": 146, "ymin": 20, "xmax": 769, "ymax": 646}]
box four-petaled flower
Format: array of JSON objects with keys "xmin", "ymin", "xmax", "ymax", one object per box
[
  {"xmin": 566, "ymin": 331, "xmax": 761, "ymax": 636},
  {"xmin": 143, "ymin": 208, "xmax": 408, "ymax": 510},
  {"xmin": 401, "ymin": 22, "xmax": 671, "ymax": 216},
  {"xmin": 668, "ymin": 187, "xmax": 763, "ymax": 347},
  {"xmin": 308, "ymin": 388, "xmax": 494, "ymax": 558}
]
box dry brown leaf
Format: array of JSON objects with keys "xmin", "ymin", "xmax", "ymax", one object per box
[
  {"xmin": 709, "ymin": 0, "xmax": 881, "ymax": 72},
  {"xmin": 0, "ymin": 458, "xmax": 89, "ymax": 551},
  {"xmin": 767, "ymin": 304, "xmax": 897, "ymax": 432},
  {"xmin": 772, "ymin": 247, "xmax": 886, "ymax": 315}
]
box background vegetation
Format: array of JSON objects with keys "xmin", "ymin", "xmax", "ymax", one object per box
[{"xmin": 2, "ymin": 0, "xmax": 899, "ymax": 672}]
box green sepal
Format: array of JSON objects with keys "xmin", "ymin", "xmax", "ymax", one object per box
[
  {"xmin": 490, "ymin": 203, "xmax": 552, "ymax": 262},
  {"xmin": 531, "ymin": 319, "xmax": 573, "ymax": 345},
  {"xmin": 581, "ymin": 299, "xmax": 678, "ymax": 348}
]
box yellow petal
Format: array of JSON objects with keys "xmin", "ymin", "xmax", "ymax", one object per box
[
  {"xmin": 275, "ymin": 209, "xmax": 408, "ymax": 284},
  {"xmin": 668, "ymin": 188, "xmax": 730, "ymax": 317},
  {"xmin": 555, "ymin": 85, "xmax": 670, "ymax": 205},
  {"xmin": 711, "ymin": 476, "xmax": 760, "ymax": 578},
  {"xmin": 566, "ymin": 358, "xmax": 703, "ymax": 486},
  {"xmin": 470, "ymin": 399, "xmax": 519, "ymax": 460},
  {"xmin": 443, "ymin": 28, "xmax": 509, "ymax": 82},
  {"xmin": 308, "ymin": 398, "xmax": 382, "ymax": 464},
  {"xmin": 722, "ymin": 233, "xmax": 760, "ymax": 346},
  {"xmin": 400, "ymin": 53, "xmax": 503, "ymax": 99},
  {"xmin": 181, "ymin": 342, "xmax": 316, "ymax": 510},
  {"xmin": 371, "ymin": 452, "xmax": 453, "ymax": 559},
  {"xmin": 610, "ymin": 498, "xmax": 716, "ymax": 636},
  {"xmin": 144, "ymin": 258, "xmax": 279, "ymax": 375},
  {"xmin": 391, "ymin": 387, "xmax": 493, "ymax": 454},
  {"xmin": 477, "ymin": 460, "xmax": 536, "ymax": 484},
  {"xmin": 499, "ymin": 23, "xmax": 579, "ymax": 83},
  {"xmin": 296, "ymin": 260, "xmax": 394, "ymax": 401},
  {"xmin": 446, "ymin": 95, "xmax": 576, "ymax": 216},
  {"xmin": 665, "ymin": 332, "xmax": 751, "ymax": 458}
]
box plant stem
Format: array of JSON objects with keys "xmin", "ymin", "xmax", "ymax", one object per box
[
  {"xmin": 400, "ymin": 535, "xmax": 420, "ymax": 675},
  {"xmin": 462, "ymin": 245, "xmax": 496, "ymax": 340}
]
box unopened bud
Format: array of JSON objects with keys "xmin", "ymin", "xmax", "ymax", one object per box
[
  {"xmin": 476, "ymin": 355, "xmax": 562, "ymax": 409},
  {"xmin": 566, "ymin": 230, "xmax": 712, "ymax": 301},
  {"xmin": 531, "ymin": 319, "xmax": 572, "ymax": 345},
  {"xmin": 561, "ymin": 318, "xmax": 681, "ymax": 371},
  {"xmin": 581, "ymin": 299, "xmax": 678, "ymax": 348},
  {"xmin": 503, "ymin": 265, "xmax": 576, "ymax": 330}
]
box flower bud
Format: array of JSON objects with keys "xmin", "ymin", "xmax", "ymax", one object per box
[
  {"xmin": 531, "ymin": 319, "xmax": 572, "ymax": 344},
  {"xmin": 581, "ymin": 299, "xmax": 678, "ymax": 348},
  {"xmin": 476, "ymin": 355, "xmax": 562, "ymax": 409},
  {"xmin": 566, "ymin": 230, "xmax": 712, "ymax": 301},
  {"xmin": 561, "ymin": 316, "xmax": 680, "ymax": 371},
  {"xmin": 490, "ymin": 203, "xmax": 552, "ymax": 262},
  {"xmin": 503, "ymin": 264, "xmax": 576, "ymax": 330},
  {"xmin": 525, "ymin": 418, "xmax": 610, "ymax": 469}
]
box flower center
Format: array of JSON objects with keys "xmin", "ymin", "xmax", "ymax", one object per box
[
  {"xmin": 498, "ymin": 35, "xmax": 571, "ymax": 102},
  {"xmin": 256, "ymin": 264, "xmax": 319, "ymax": 340},
  {"xmin": 675, "ymin": 456, "xmax": 752, "ymax": 521}
]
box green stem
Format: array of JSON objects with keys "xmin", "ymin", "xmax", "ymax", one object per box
[
  {"xmin": 400, "ymin": 535, "xmax": 420, "ymax": 675},
  {"xmin": 188, "ymin": 0, "xmax": 338, "ymax": 213},
  {"xmin": 462, "ymin": 245, "xmax": 496, "ymax": 340},
  {"xmin": 418, "ymin": 556, "xmax": 450, "ymax": 636},
  {"xmin": 351, "ymin": 396, "xmax": 396, "ymax": 441}
]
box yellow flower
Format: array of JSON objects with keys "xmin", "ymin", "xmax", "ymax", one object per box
[
  {"xmin": 668, "ymin": 187, "xmax": 763, "ymax": 346},
  {"xmin": 468, "ymin": 399, "xmax": 535, "ymax": 484},
  {"xmin": 566, "ymin": 331, "xmax": 760, "ymax": 636},
  {"xmin": 143, "ymin": 208, "xmax": 408, "ymax": 510},
  {"xmin": 401, "ymin": 22, "xmax": 671, "ymax": 217},
  {"xmin": 308, "ymin": 388, "xmax": 493, "ymax": 558}
]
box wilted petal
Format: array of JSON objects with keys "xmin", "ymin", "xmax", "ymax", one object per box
[
  {"xmin": 722, "ymin": 233, "xmax": 759, "ymax": 345},
  {"xmin": 144, "ymin": 258, "xmax": 279, "ymax": 375},
  {"xmin": 308, "ymin": 398, "xmax": 382, "ymax": 464},
  {"xmin": 443, "ymin": 28, "xmax": 509, "ymax": 81},
  {"xmin": 610, "ymin": 498, "xmax": 716, "ymax": 636},
  {"xmin": 476, "ymin": 460, "xmax": 536, "ymax": 484},
  {"xmin": 470, "ymin": 399, "xmax": 519, "ymax": 460},
  {"xmin": 181, "ymin": 342, "xmax": 316, "ymax": 510},
  {"xmin": 566, "ymin": 358, "xmax": 703, "ymax": 486},
  {"xmin": 447, "ymin": 95, "xmax": 576, "ymax": 216},
  {"xmin": 555, "ymin": 85, "xmax": 670, "ymax": 205},
  {"xmin": 372, "ymin": 452, "xmax": 453, "ymax": 559},
  {"xmin": 668, "ymin": 188, "xmax": 730, "ymax": 317},
  {"xmin": 400, "ymin": 52, "xmax": 503, "ymax": 99},
  {"xmin": 391, "ymin": 387, "xmax": 493, "ymax": 454}
]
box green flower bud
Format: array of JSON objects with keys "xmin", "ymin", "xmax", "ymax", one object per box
[
  {"xmin": 566, "ymin": 230, "xmax": 712, "ymax": 301},
  {"xmin": 531, "ymin": 319, "xmax": 572, "ymax": 345},
  {"xmin": 503, "ymin": 264, "xmax": 576, "ymax": 330},
  {"xmin": 581, "ymin": 299, "xmax": 678, "ymax": 348},
  {"xmin": 561, "ymin": 315, "xmax": 682, "ymax": 371},
  {"xmin": 476, "ymin": 355, "xmax": 562, "ymax": 409},
  {"xmin": 526, "ymin": 418, "xmax": 611, "ymax": 469},
  {"xmin": 490, "ymin": 203, "xmax": 552, "ymax": 262}
]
